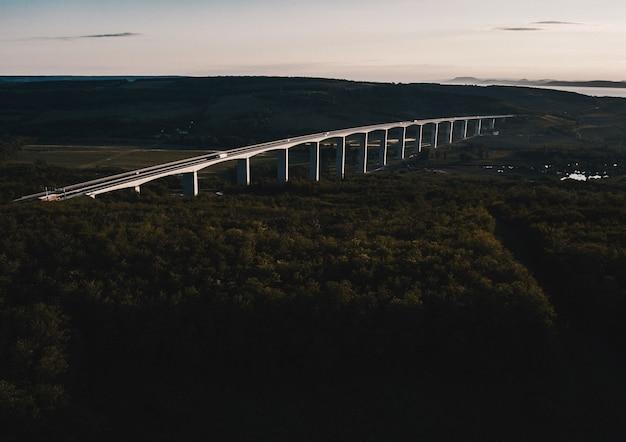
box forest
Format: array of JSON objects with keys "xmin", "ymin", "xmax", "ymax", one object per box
[
  {"xmin": 2, "ymin": 168, "xmax": 626, "ymax": 441},
  {"xmin": 1, "ymin": 78, "xmax": 626, "ymax": 441}
]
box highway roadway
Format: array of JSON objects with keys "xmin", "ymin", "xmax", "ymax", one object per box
[{"xmin": 15, "ymin": 114, "xmax": 514, "ymax": 202}]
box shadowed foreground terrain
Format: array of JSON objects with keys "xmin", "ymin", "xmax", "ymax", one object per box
[
  {"xmin": 2, "ymin": 173, "xmax": 626, "ymax": 441},
  {"xmin": 1, "ymin": 78, "xmax": 626, "ymax": 441}
]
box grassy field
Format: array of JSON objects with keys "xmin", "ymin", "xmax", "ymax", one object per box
[
  {"xmin": 4, "ymin": 137, "xmax": 406, "ymax": 187},
  {"xmin": 8, "ymin": 145, "xmax": 215, "ymax": 170}
]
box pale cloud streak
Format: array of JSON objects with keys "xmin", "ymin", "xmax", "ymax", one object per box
[
  {"xmin": 24, "ymin": 32, "xmax": 141, "ymax": 41},
  {"xmin": 496, "ymin": 27, "xmax": 543, "ymax": 31},
  {"xmin": 533, "ymin": 21, "xmax": 582, "ymax": 25}
]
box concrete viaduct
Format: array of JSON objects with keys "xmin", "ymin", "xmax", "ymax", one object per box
[{"xmin": 16, "ymin": 114, "xmax": 513, "ymax": 202}]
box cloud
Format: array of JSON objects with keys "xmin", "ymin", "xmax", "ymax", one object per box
[
  {"xmin": 493, "ymin": 21, "xmax": 583, "ymax": 32},
  {"xmin": 495, "ymin": 27, "xmax": 543, "ymax": 31},
  {"xmin": 24, "ymin": 32, "xmax": 141, "ymax": 41},
  {"xmin": 79, "ymin": 32, "xmax": 141, "ymax": 39},
  {"xmin": 532, "ymin": 21, "xmax": 582, "ymax": 25}
]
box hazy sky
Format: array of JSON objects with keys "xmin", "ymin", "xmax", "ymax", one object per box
[{"xmin": 1, "ymin": 0, "xmax": 625, "ymax": 81}]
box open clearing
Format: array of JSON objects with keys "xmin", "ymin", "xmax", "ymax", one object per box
[{"xmin": 8, "ymin": 144, "xmax": 216, "ymax": 170}]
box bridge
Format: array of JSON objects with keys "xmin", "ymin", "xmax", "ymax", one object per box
[{"xmin": 15, "ymin": 114, "xmax": 514, "ymax": 202}]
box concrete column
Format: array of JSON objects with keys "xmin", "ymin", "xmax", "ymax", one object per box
[
  {"xmin": 181, "ymin": 171, "xmax": 198, "ymax": 197},
  {"xmin": 379, "ymin": 130, "xmax": 388, "ymax": 166},
  {"xmin": 133, "ymin": 185, "xmax": 141, "ymax": 194},
  {"xmin": 399, "ymin": 126, "xmax": 407, "ymax": 159},
  {"xmin": 448, "ymin": 121, "xmax": 454, "ymax": 144},
  {"xmin": 336, "ymin": 137, "xmax": 346, "ymax": 179},
  {"xmin": 418, "ymin": 125, "xmax": 423, "ymax": 153},
  {"xmin": 490, "ymin": 118, "xmax": 496, "ymax": 130},
  {"xmin": 476, "ymin": 119, "xmax": 482, "ymax": 136},
  {"xmin": 433, "ymin": 123, "xmax": 439, "ymax": 148},
  {"xmin": 359, "ymin": 133, "xmax": 369, "ymax": 174},
  {"xmin": 463, "ymin": 120, "xmax": 469, "ymax": 139},
  {"xmin": 236, "ymin": 157, "xmax": 250, "ymax": 185},
  {"xmin": 309, "ymin": 142, "xmax": 320, "ymax": 181},
  {"xmin": 277, "ymin": 149, "xmax": 289, "ymax": 183}
]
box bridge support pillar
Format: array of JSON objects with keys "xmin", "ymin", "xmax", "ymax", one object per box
[
  {"xmin": 476, "ymin": 119, "xmax": 483, "ymax": 136},
  {"xmin": 133, "ymin": 185, "xmax": 141, "ymax": 194},
  {"xmin": 463, "ymin": 120, "xmax": 469, "ymax": 139},
  {"xmin": 336, "ymin": 137, "xmax": 346, "ymax": 179},
  {"xmin": 379, "ymin": 130, "xmax": 388, "ymax": 166},
  {"xmin": 309, "ymin": 142, "xmax": 320, "ymax": 181},
  {"xmin": 237, "ymin": 158, "xmax": 250, "ymax": 186},
  {"xmin": 417, "ymin": 125, "xmax": 423, "ymax": 153},
  {"xmin": 399, "ymin": 126, "xmax": 407, "ymax": 159},
  {"xmin": 433, "ymin": 123, "xmax": 439, "ymax": 148},
  {"xmin": 490, "ymin": 118, "xmax": 496, "ymax": 130},
  {"xmin": 448, "ymin": 121, "xmax": 454, "ymax": 144},
  {"xmin": 181, "ymin": 171, "xmax": 198, "ymax": 197},
  {"xmin": 277, "ymin": 149, "xmax": 289, "ymax": 183},
  {"xmin": 359, "ymin": 133, "xmax": 369, "ymax": 174}
]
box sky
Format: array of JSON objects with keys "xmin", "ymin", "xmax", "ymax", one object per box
[{"xmin": 1, "ymin": 0, "xmax": 625, "ymax": 81}]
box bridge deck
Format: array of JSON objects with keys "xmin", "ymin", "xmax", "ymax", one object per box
[{"xmin": 15, "ymin": 114, "xmax": 514, "ymax": 202}]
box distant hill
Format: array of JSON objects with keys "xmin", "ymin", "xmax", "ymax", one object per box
[
  {"xmin": 0, "ymin": 76, "xmax": 621, "ymax": 148},
  {"xmin": 448, "ymin": 76, "xmax": 626, "ymax": 89}
]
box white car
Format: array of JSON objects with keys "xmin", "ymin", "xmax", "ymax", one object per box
[{"xmin": 218, "ymin": 153, "xmax": 228, "ymax": 159}]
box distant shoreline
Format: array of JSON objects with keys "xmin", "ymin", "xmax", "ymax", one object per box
[
  {"xmin": 442, "ymin": 78, "xmax": 626, "ymax": 98},
  {"xmin": 447, "ymin": 77, "xmax": 626, "ymax": 90}
]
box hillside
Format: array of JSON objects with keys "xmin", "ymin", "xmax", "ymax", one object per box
[{"xmin": 2, "ymin": 77, "xmax": 621, "ymax": 149}]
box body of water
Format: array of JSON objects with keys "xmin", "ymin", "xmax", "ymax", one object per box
[
  {"xmin": 523, "ymin": 85, "xmax": 626, "ymax": 98},
  {"xmin": 442, "ymin": 83, "xmax": 626, "ymax": 98}
]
